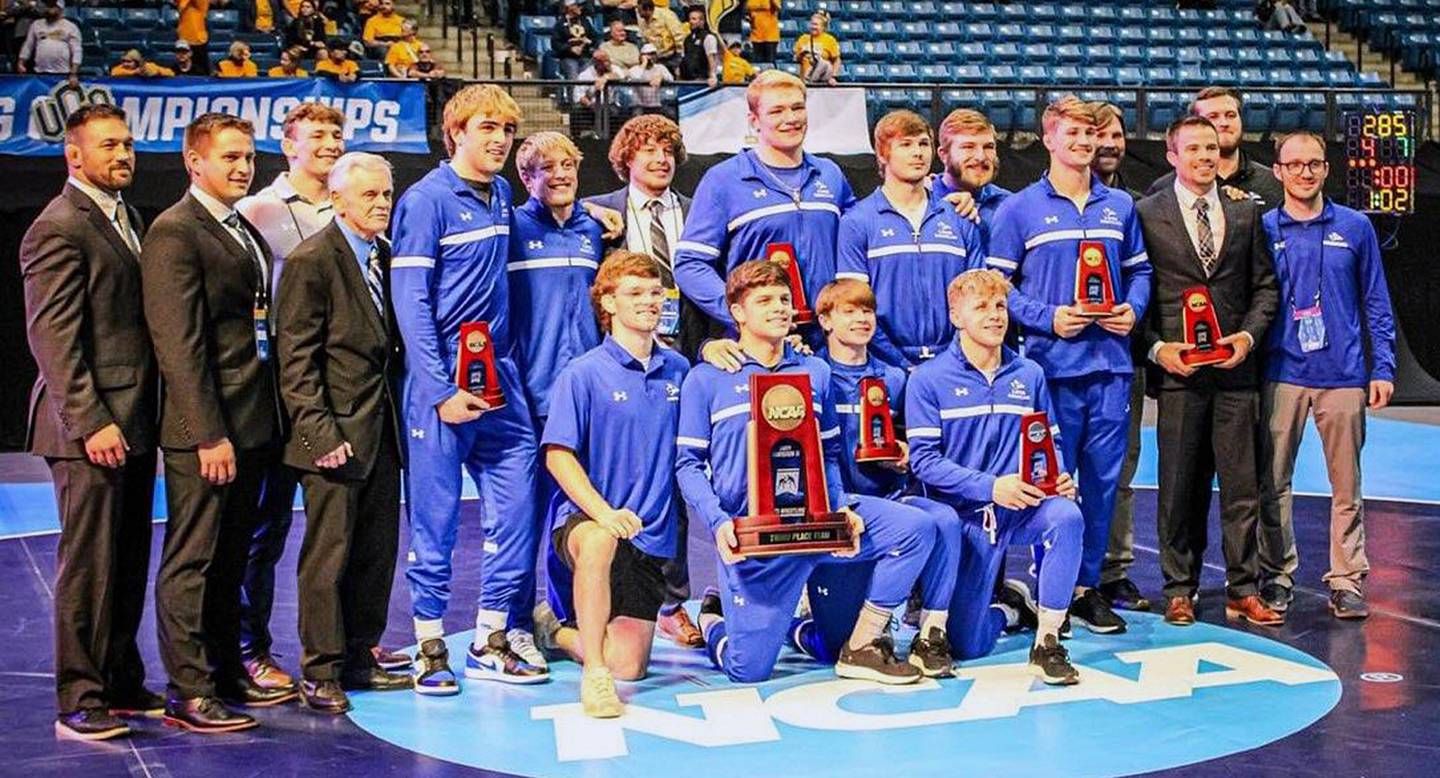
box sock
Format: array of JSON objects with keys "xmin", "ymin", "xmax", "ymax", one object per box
[
  {"xmin": 846, "ymin": 602, "xmax": 893, "ymax": 651},
  {"xmin": 918, "ymin": 609, "xmax": 948, "ymax": 637},
  {"xmin": 475, "ymin": 608, "xmax": 507, "ymax": 648},
  {"xmin": 1036, "ymin": 606, "xmax": 1066, "ymax": 648},
  {"xmin": 993, "ymin": 602, "xmax": 1020, "ymax": 630},
  {"xmin": 794, "ymin": 588, "xmax": 812, "ymax": 618},
  {"xmin": 697, "ymin": 611, "xmax": 723, "ymax": 639},
  {"xmin": 414, "ymin": 617, "xmax": 445, "ymax": 643}
]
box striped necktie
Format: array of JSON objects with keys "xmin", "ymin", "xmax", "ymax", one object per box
[
  {"xmin": 1195, "ymin": 197, "xmax": 1216, "ymax": 276},
  {"xmin": 365, "ymin": 243, "xmax": 385, "ymax": 315},
  {"xmin": 648, "ymin": 199, "xmax": 671, "ymax": 271}
]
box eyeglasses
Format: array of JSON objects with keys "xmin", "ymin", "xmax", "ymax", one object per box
[{"xmin": 1279, "ymin": 160, "xmax": 1327, "ymax": 175}]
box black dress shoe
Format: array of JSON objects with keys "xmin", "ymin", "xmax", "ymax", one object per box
[
  {"xmin": 341, "ymin": 666, "xmax": 414, "ymax": 692},
  {"xmin": 219, "ymin": 677, "xmax": 298, "ymax": 707},
  {"xmin": 56, "ymin": 708, "xmax": 130, "ymax": 741},
  {"xmin": 163, "ymin": 696, "xmax": 257, "ymax": 734},
  {"xmin": 110, "ymin": 687, "xmax": 166, "ymax": 718},
  {"xmin": 300, "ymin": 680, "xmax": 351, "ymax": 714}
]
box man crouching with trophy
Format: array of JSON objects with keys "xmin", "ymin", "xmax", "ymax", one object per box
[{"xmin": 675, "ymin": 261, "xmax": 945, "ymax": 685}]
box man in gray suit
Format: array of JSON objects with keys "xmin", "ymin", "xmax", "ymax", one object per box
[
  {"xmin": 21, "ymin": 104, "xmax": 158, "ymax": 741},
  {"xmin": 1137, "ymin": 115, "xmax": 1281, "ymax": 628}
]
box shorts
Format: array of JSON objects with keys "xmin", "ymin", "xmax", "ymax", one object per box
[{"xmin": 553, "ymin": 512, "xmax": 667, "ymax": 623}]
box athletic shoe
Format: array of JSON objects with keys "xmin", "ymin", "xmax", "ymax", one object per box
[
  {"xmin": 465, "ymin": 630, "xmax": 549, "ymax": 684},
  {"xmin": 1098, "ymin": 577, "xmax": 1151, "ymax": 612},
  {"xmin": 700, "ymin": 588, "xmax": 724, "ymax": 620},
  {"xmin": 835, "ymin": 635, "xmax": 922, "ymax": 685},
  {"xmin": 1261, "ymin": 582, "xmax": 1293, "ymax": 613},
  {"xmin": 580, "ymin": 667, "xmax": 624, "ymax": 719},
  {"xmin": 1225, "ymin": 595, "xmax": 1285, "ymax": 626},
  {"xmin": 413, "ymin": 638, "xmax": 460, "ymax": 696},
  {"xmin": 657, "ymin": 607, "xmax": 705, "ymax": 648},
  {"xmin": 1330, "ymin": 590, "xmax": 1370, "ymax": 620},
  {"xmin": 372, "ymin": 646, "xmax": 413, "ymax": 671},
  {"xmin": 1028, "ymin": 634, "xmax": 1079, "ymax": 686},
  {"xmin": 995, "ymin": 579, "xmax": 1039, "ymax": 632},
  {"xmin": 507, "ymin": 628, "xmax": 549, "ymax": 670},
  {"xmin": 532, "ymin": 602, "xmax": 565, "ymax": 653},
  {"xmin": 55, "ymin": 709, "xmax": 130, "ymax": 741},
  {"xmin": 907, "ymin": 627, "xmax": 954, "ymax": 678},
  {"xmin": 1069, "ymin": 589, "xmax": 1128, "ymax": 634},
  {"xmin": 1165, "ymin": 596, "xmax": 1196, "ymax": 626}
]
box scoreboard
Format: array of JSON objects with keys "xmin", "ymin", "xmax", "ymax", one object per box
[{"xmin": 1344, "ymin": 110, "xmax": 1417, "ymax": 215}]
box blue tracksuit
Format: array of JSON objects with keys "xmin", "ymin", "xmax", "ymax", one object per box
[
  {"xmin": 931, "ymin": 177, "xmax": 1013, "ymax": 254},
  {"xmin": 905, "ymin": 341, "xmax": 1083, "ymax": 660},
  {"xmin": 674, "ymin": 346, "xmax": 935, "ymax": 682},
  {"xmin": 390, "ymin": 163, "xmax": 540, "ymax": 630},
  {"xmin": 541, "ymin": 337, "xmax": 689, "ymax": 623},
  {"xmin": 673, "ymin": 148, "xmax": 857, "ymax": 330},
  {"xmin": 985, "ymin": 174, "xmax": 1150, "ymax": 588},
  {"xmin": 1262, "ymin": 200, "xmax": 1396, "ymax": 388},
  {"xmin": 835, "ymin": 188, "xmax": 986, "ymax": 367}
]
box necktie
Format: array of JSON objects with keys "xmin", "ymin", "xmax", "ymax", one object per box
[
  {"xmin": 223, "ymin": 212, "xmax": 268, "ymax": 294},
  {"xmin": 113, "ymin": 203, "xmax": 141, "ymax": 257},
  {"xmin": 365, "ymin": 243, "xmax": 385, "ymax": 315},
  {"xmin": 1195, "ymin": 197, "xmax": 1216, "ymax": 277},
  {"xmin": 648, "ymin": 199, "xmax": 671, "ymax": 269}
]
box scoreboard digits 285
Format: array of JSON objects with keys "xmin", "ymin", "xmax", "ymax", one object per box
[{"xmin": 1344, "ymin": 110, "xmax": 1416, "ymax": 215}]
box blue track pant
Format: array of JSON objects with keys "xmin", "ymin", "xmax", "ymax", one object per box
[{"xmin": 1045, "ymin": 372, "xmax": 1131, "ymax": 588}]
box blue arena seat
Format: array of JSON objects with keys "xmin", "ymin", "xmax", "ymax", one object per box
[
  {"xmin": 991, "ymin": 42, "xmax": 1022, "ymax": 62},
  {"xmin": 1031, "ymin": 4, "xmax": 1060, "ymax": 22},
  {"xmin": 1235, "ymin": 46, "xmax": 1264, "ymax": 66},
  {"xmin": 1273, "ymin": 93, "xmax": 1303, "ymax": 131},
  {"xmin": 209, "ymin": 8, "xmax": 240, "ymax": 31},
  {"xmin": 1326, "ymin": 68, "xmax": 1359, "ymax": 87},
  {"xmin": 982, "ymin": 90, "xmax": 1014, "ymax": 130},
  {"xmin": 1115, "ymin": 65, "xmax": 1144, "ymax": 85},
  {"xmin": 847, "ymin": 63, "xmax": 883, "ymax": 81},
  {"xmin": 873, "ymin": 22, "xmax": 900, "ymax": 40},
  {"xmin": 892, "ymin": 41, "xmax": 923, "ymax": 60},
  {"xmin": 79, "ymin": 7, "xmax": 121, "ymax": 29},
  {"xmin": 995, "ymin": 24, "xmax": 1025, "ymax": 42},
  {"xmin": 985, "ymin": 64, "xmax": 1018, "ymax": 83},
  {"xmin": 926, "ymin": 41, "xmax": 957, "ymax": 59},
  {"xmin": 1176, "ymin": 65, "xmax": 1206, "ymax": 85},
  {"xmin": 1144, "ymin": 65, "xmax": 1177, "ymax": 85},
  {"xmin": 1053, "ymin": 65, "xmax": 1083, "ymax": 84},
  {"xmin": 1147, "ymin": 93, "xmax": 1182, "ymax": 130},
  {"xmin": 1055, "ymin": 44, "xmax": 1085, "ymax": 63},
  {"xmin": 965, "ymin": 3, "xmax": 999, "ymax": 22},
  {"xmin": 965, "ymin": 22, "xmax": 994, "ymax": 41},
  {"xmin": 857, "ymin": 40, "xmax": 892, "ymax": 63},
  {"xmin": 953, "ymin": 63, "xmax": 984, "ymax": 82},
  {"xmin": 1058, "ymin": 25, "xmax": 1085, "ymax": 43},
  {"xmin": 935, "ymin": 22, "xmax": 963, "ymax": 40},
  {"xmin": 122, "ymin": 8, "xmax": 161, "ymax": 30},
  {"xmin": 1084, "ymin": 64, "xmax": 1117, "ymax": 83},
  {"xmin": 1148, "ymin": 46, "xmax": 1177, "ymax": 65},
  {"xmin": 1235, "ymin": 67, "xmax": 1268, "ymax": 86},
  {"xmin": 1022, "ymin": 43, "xmax": 1052, "ymax": 63},
  {"xmin": 1013, "ymin": 89, "xmax": 1039, "ymax": 130},
  {"xmin": 1301, "ymin": 92, "xmax": 1329, "ymax": 131},
  {"xmin": 1242, "ymin": 94, "xmax": 1274, "ymax": 132},
  {"xmin": 898, "ymin": 22, "xmax": 927, "ymax": 40},
  {"xmin": 918, "ymin": 63, "xmax": 952, "ymax": 82},
  {"xmin": 911, "ymin": 1, "xmax": 940, "ymax": 19},
  {"xmin": 1029, "ymin": 25, "xmax": 1056, "ymax": 41},
  {"xmin": 1114, "ymin": 45, "xmax": 1146, "ymax": 64},
  {"xmin": 1019, "ymin": 64, "xmax": 1048, "ymax": 83},
  {"xmin": 1087, "ymin": 44, "xmax": 1115, "ymax": 64},
  {"xmin": 1088, "ymin": 25, "xmax": 1118, "ymax": 42},
  {"xmin": 1205, "ymin": 66, "xmax": 1237, "ymax": 84},
  {"xmin": 958, "ymin": 42, "xmax": 990, "ymax": 63},
  {"xmin": 883, "ymin": 63, "xmax": 917, "ymax": 82}
]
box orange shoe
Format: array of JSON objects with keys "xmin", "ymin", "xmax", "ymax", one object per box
[
  {"xmin": 1164, "ymin": 596, "xmax": 1196, "ymax": 626},
  {"xmin": 243, "ymin": 654, "xmax": 296, "ymax": 690},
  {"xmin": 657, "ymin": 607, "xmax": 705, "ymax": 648},
  {"xmin": 1225, "ymin": 595, "xmax": 1285, "ymax": 626}
]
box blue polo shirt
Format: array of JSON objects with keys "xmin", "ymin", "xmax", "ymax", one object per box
[
  {"xmin": 836, "ymin": 187, "xmax": 985, "ymax": 367},
  {"xmin": 508, "ymin": 197, "xmax": 605, "ymax": 418},
  {"xmin": 823, "ymin": 352, "xmax": 909, "ymax": 499},
  {"xmin": 931, "ymin": 177, "xmax": 1012, "ymax": 253},
  {"xmin": 390, "ymin": 162, "xmax": 515, "ymax": 410},
  {"xmin": 542, "ymin": 337, "xmax": 689, "ymax": 558},
  {"xmin": 905, "ymin": 340, "xmax": 1063, "ymax": 511},
  {"xmin": 674, "ymin": 148, "xmax": 857, "ymax": 328},
  {"xmin": 675, "ymin": 345, "xmax": 849, "ymax": 533},
  {"xmin": 1262, "ymin": 200, "xmax": 1396, "ymax": 388},
  {"xmin": 985, "ymin": 174, "xmax": 1151, "ymax": 380}
]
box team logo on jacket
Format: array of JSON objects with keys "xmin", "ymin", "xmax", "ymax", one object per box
[
  {"xmin": 1008, "ymin": 379, "xmax": 1029, "ymax": 400},
  {"xmin": 934, "ymin": 222, "xmax": 957, "ymax": 240},
  {"xmin": 881, "ymin": 228, "xmax": 896, "ymax": 237},
  {"xmin": 459, "ymin": 210, "xmax": 473, "ymax": 222},
  {"xmin": 666, "ymin": 383, "xmax": 680, "ymax": 399},
  {"xmin": 1101, "ymin": 207, "xmax": 1122, "ymax": 226},
  {"xmin": 813, "ymin": 182, "xmax": 834, "ymax": 199},
  {"xmin": 613, "ymin": 391, "xmax": 628, "ymax": 402},
  {"xmin": 528, "ymin": 240, "xmax": 544, "ymax": 250},
  {"xmin": 753, "ymin": 188, "xmax": 768, "ymax": 199},
  {"xmin": 1044, "ymin": 215, "xmax": 1060, "ymax": 224}
]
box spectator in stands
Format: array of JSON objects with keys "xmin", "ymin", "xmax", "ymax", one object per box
[
  {"xmin": 1147, "ymin": 86, "xmax": 1284, "ymax": 211},
  {"xmin": 553, "ymin": 0, "xmax": 599, "ymax": 80},
  {"xmin": 627, "ymin": 43, "xmax": 672, "ymax": 116},
  {"xmin": 599, "ymin": 0, "xmax": 638, "ymax": 26},
  {"xmin": 168, "ymin": 40, "xmax": 202, "ymax": 76},
  {"xmin": 112, "ymin": 48, "xmax": 175, "ymax": 77},
  {"xmin": 17, "ymin": 0, "xmax": 78, "ymax": 79},
  {"xmin": 679, "ymin": 4, "xmax": 721, "ymax": 86},
  {"xmin": 793, "ymin": 10, "xmax": 839, "ymax": 84},
  {"xmin": 2, "ymin": 0, "xmax": 43, "ymax": 73},
  {"xmin": 721, "ymin": 38, "xmax": 754, "ymax": 84},
  {"xmin": 408, "ymin": 42, "xmax": 444, "ymax": 79},
  {"xmin": 384, "ymin": 20, "xmax": 420, "ymax": 76},
  {"xmin": 747, "ymin": 0, "xmax": 779, "ymax": 66},
  {"xmin": 235, "ymin": 0, "xmax": 278, "ymax": 33},
  {"xmin": 315, "ymin": 37, "xmax": 359, "ymax": 81},
  {"xmin": 599, "ymin": 20, "xmax": 639, "ymax": 70},
  {"xmin": 1256, "ymin": 0, "xmax": 1306, "ymax": 34},
  {"xmin": 573, "ymin": 49, "xmax": 624, "ymax": 138},
  {"xmin": 362, "ymin": 0, "xmax": 405, "ymax": 55},
  {"xmin": 269, "ymin": 45, "xmax": 308, "ymax": 76},
  {"xmin": 286, "ymin": 0, "xmax": 329, "ymax": 60},
  {"xmin": 176, "ymin": 0, "xmax": 211, "ymax": 76},
  {"xmin": 216, "ymin": 40, "xmax": 258, "ymax": 77},
  {"xmin": 636, "ymin": 0, "xmax": 684, "ymax": 72}
]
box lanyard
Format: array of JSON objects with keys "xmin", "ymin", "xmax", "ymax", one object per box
[{"xmin": 1275, "ymin": 221, "xmax": 1325, "ymax": 310}]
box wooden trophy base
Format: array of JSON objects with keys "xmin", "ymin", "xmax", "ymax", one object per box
[
  {"xmin": 732, "ymin": 512, "xmax": 853, "ymax": 557},
  {"xmin": 855, "ymin": 442, "xmax": 904, "ymax": 463}
]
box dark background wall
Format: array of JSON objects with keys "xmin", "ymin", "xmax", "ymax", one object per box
[{"xmin": 2, "ymin": 138, "xmax": 1436, "ymax": 450}]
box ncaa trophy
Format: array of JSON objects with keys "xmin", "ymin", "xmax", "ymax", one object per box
[
  {"xmin": 1074, "ymin": 240, "xmax": 1117, "ymax": 316},
  {"xmin": 456, "ymin": 321, "xmax": 506, "ymax": 407},
  {"xmin": 1179, "ymin": 286, "xmax": 1234, "ymax": 366},
  {"xmin": 854, "ymin": 377, "xmax": 903, "ymax": 463},
  {"xmin": 767, "ymin": 242, "xmax": 815, "ymax": 324},
  {"xmin": 732, "ymin": 373, "xmax": 854, "ymax": 556},
  {"xmin": 1019, "ymin": 411, "xmax": 1059, "ymax": 496}
]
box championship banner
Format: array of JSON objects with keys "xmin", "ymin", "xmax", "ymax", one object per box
[
  {"xmin": 0, "ymin": 76, "xmax": 429, "ymax": 156},
  {"xmin": 678, "ymin": 85, "xmax": 873, "ymax": 156}
]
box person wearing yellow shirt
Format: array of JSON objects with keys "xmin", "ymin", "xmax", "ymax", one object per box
[
  {"xmin": 216, "ymin": 41, "xmax": 259, "ymax": 77},
  {"xmin": 315, "ymin": 40, "xmax": 360, "ymax": 82},
  {"xmin": 720, "ymin": 40, "xmax": 755, "ymax": 84},
  {"xmin": 252, "ymin": 0, "xmax": 276, "ymax": 33},
  {"xmin": 793, "ymin": 11, "xmax": 840, "ymax": 83},
  {"xmin": 176, "ymin": 0, "xmax": 211, "ymax": 75},
  {"xmin": 111, "ymin": 49, "xmax": 176, "ymax": 77},
  {"xmin": 362, "ymin": 0, "xmax": 406, "ymax": 54},
  {"xmin": 268, "ymin": 46, "xmax": 309, "ymax": 77},
  {"xmin": 747, "ymin": 0, "xmax": 780, "ymax": 65},
  {"xmin": 384, "ymin": 20, "xmax": 422, "ymax": 76}
]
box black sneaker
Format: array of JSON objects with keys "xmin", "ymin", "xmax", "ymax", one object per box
[
  {"xmin": 700, "ymin": 588, "xmax": 724, "ymax": 620},
  {"xmin": 835, "ymin": 635, "xmax": 922, "ymax": 685},
  {"xmin": 907, "ymin": 627, "xmax": 954, "ymax": 678},
  {"xmin": 995, "ymin": 579, "xmax": 1039, "ymax": 633},
  {"xmin": 1069, "ymin": 589, "xmax": 1128, "ymax": 634},
  {"xmin": 1261, "ymin": 582, "xmax": 1293, "ymax": 613},
  {"xmin": 1330, "ymin": 590, "xmax": 1370, "ymax": 620},
  {"xmin": 55, "ymin": 709, "xmax": 130, "ymax": 741},
  {"xmin": 413, "ymin": 638, "xmax": 460, "ymax": 696},
  {"xmin": 1028, "ymin": 634, "xmax": 1079, "ymax": 685},
  {"xmin": 1098, "ymin": 577, "xmax": 1152, "ymax": 612}
]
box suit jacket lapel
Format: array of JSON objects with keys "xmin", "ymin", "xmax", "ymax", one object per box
[
  {"xmin": 1157, "ymin": 187, "xmax": 1208, "ymax": 278},
  {"xmin": 188, "ymin": 194, "xmax": 257, "ymax": 272},
  {"xmin": 328, "ymin": 223, "xmax": 388, "ymax": 342},
  {"xmin": 1216, "ymin": 194, "xmax": 1246, "ymax": 270},
  {"xmin": 64, "ymin": 184, "xmax": 140, "ymax": 262}
]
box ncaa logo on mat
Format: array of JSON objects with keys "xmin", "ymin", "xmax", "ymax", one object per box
[{"xmin": 348, "ymin": 615, "xmax": 1340, "ymax": 777}]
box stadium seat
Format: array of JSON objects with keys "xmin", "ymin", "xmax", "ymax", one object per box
[
  {"xmin": 965, "ymin": 23, "xmax": 994, "ymax": 41},
  {"xmin": 992, "ymin": 42, "xmax": 1022, "ymax": 62},
  {"xmin": 1147, "ymin": 93, "xmax": 1182, "ymax": 131},
  {"xmin": 958, "ymin": 42, "xmax": 990, "ymax": 64},
  {"xmin": 1088, "ymin": 25, "xmax": 1118, "ymax": 42},
  {"xmin": 1052, "ymin": 65, "xmax": 1083, "ymax": 84},
  {"xmin": 1175, "ymin": 65, "xmax": 1206, "ymax": 86},
  {"xmin": 1030, "ymin": 4, "xmax": 1060, "ymax": 23},
  {"xmin": 982, "ymin": 90, "xmax": 1014, "ymax": 131},
  {"xmin": 873, "ymin": 22, "xmax": 900, "ymax": 40},
  {"xmin": 1301, "ymin": 92, "xmax": 1329, "ymax": 131},
  {"xmin": 1087, "ymin": 44, "xmax": 1115, "ymax": 65},
  {"xmin": 1205, "ymin": 66, "xmax": 1237, "ymax": 84},
  {"xmin": 953, "ymin": 64, "xmax": 985, "ymax": 82},
  {"xmin": 883, "ymin": 63, "xmax": 918, "ymax": 83},
  {"xmin": 79, "ymin": 7, "xmax": 121, "ymax": 29},
  {"xmin": 964, "ymin": 3, "xmax": 998, "ymax": 22},
  {"xmin": 858, "ymin": 41, "xmax": 893, "ymax": 63},
  {"xmin": 847, "ymin": 63, "xmax": 883, "ymax": 82},
  {"xmin": 1114, "ymin": 45, "xmax": 1146, "ymax": 64},
  {"xmin": 121, "ymin": 9, "xmax": 161, "ymax": 30},
  {"xmin": 1055, "ymin": 44, "xmax": 1085, "ymax": 64},
  {"xmin": 935, "ymin": 22, "xmax": 962, "ymax": 41},
  {"xmin": 942, "ymin": 88, "xmax": 984, "ymax": 112},
  {"xmin": 1144, "ymin": 65, "xmax": 1176, "ymax": 85},
  {"xmin": 209, "ymin": 9, "xmax": 240, "ymax": 31},
  {"xmin": 1030, "ymin": 24, "xmax": 1056, "ymax": 41},
  {"xmin": 1176, "ymin": 46, "xmax": 1205, "ymax": 64},
  {"xmin": 1084, "ymin": 65, "xmax": 1116, "ymax": 84},
  {"xmin": 1022, "ymin": 43, "xmax": 1051, "ymax": 63},
  {"xmin": 1326, "ymin": 68, "xmax": 1359, "ymax": 87},
  {"xmin": 893, "ymin": 41, "xmax": 923, "ymax": 60},
  {"xmin": 1018, "ymin": 64, "xmax": 1048, "ymax": 83},
  {"xmin": 995, "ymin": 24, "xmax": 1025, "ymax": 42},
  {"xmin": 1235, "ymin": 46, "xmax": 1265, "ymax": 66},
  {"xmin": 985, "ymin": 64, "xmax": 1018, "ymax": 83},
  {"xmin": 1148, "ymin": 46, "xmax": 1177, "ymax": 65},
  {"xmin": 1013, "ymin": 89, "xmax": 1039, "ymax": 131},
  {"xmin": 898, "ymin": 22, "xmax": 927, "ymax": 41},
  {"xmin": 1273, "ymin": 93, "xmax": 1303, "ymax": 131},
  {"xmin": 1115, "ymin": 65, "xmax": 1145, "ymax": 85},
  {"xmin": 911, "ymin": 1, "xmax": 940, "ymax": 20},
  {"xmin": 1058, "ymin": 25, "xmax": 1085, "ymax": 44},
  {"xmin": 918, "ymin": 64, "xmax": 952, "ymax": 82},
  {"xmin": 1242, "ymin": 95, "xmax": 1274, "ymax": 133},
  {"xmin": 926, "ymin": 42, "xmax": 956, "ymax": 59}
]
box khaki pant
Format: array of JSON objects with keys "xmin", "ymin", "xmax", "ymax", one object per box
[{"xmin": 1258, "ymin": 382, "xmax": 1369, "ymax": 594}]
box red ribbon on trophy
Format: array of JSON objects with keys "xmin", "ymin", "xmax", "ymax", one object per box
[
  {"xmin": 1074, "ymin": 240, "xmax": 1117, "ymax": 316},
  {"xmin": 854, "ymin": 376, "xmax": 903, "ymax": 463},
  {"xmin": 1179, "ymin": 286, "xmax": 1234, "ymax": 366},
  {"xmin": 456, "ymin": 321, "xmax": 506, "ymax": 408},
  {"xmin": 766, "ymin": 242, "xmax": 814, "ymax": 325},
  {"xmin": 1019, "ymin": 411, "xmax": 1059, "ymax": 496}
]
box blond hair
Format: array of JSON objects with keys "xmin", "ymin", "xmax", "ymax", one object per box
[
  {"xmin": 816, "ymin": 279, "xmax": 876, "ymax": 319},
  {"xmin": 442, "ymin": 83, "xmax": 522, "ymax": 156},
  {"xmin": 746, "ymin": 69, "xmax": 806, "ymax": 114},
  {"xmin": 1041, "ymin": 95, "xmax": 1096, "ymax": 135},
  {"xmin": 946, "ymin": 269, "xmax": 1011, "ymax": 311},
  {"xmin": 514, "ymin": 131, "xmax": 582, "ymax": 177}
]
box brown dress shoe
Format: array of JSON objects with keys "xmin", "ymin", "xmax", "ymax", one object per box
[
  {"xmin": 1226, "ymin": 595, "xmax": 1285, "ymax": 626},
  {"xmin": 244, "ymin": 654, "xmax": 297, "ymax": 690},
  {"xmin": 657, "ymin": 608, "xmax": 706, "ymax": 648},
  {"xmin": 1164, "ymin": 596, "xmax": 1196, "ymax": 626}
]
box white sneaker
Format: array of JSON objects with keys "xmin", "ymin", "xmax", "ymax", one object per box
[
  {"xmin": 581, "ymin": 667, "xmax": 623, "ymax": 718},
  {"xmin": 507, "ymin": 628, "xmax": 548, "ymax": 670}
]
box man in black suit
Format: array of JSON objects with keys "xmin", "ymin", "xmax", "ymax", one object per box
[
  {"xmin": 1137, "ymin": 115, "xmax": 1282, "ymax": 628},
  {"xmin": 21, "ymin": 104, "xmax": 159, "ymax": 742},
  {"xmin": 142, "ymin": 113, "xmax": 296, "ymax": 734},
  {"xmin": 276, "ymin": 152, "xmax": 412, "ymax": 714}
]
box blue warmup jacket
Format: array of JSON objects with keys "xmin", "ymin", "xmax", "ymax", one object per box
[
  {"xmin": 1262, "ymin": 200, "xmax": 1396, "ymax": 388},
  {"xmin": 508, "ymin": 198, "xmax": 605, "ymax": 418},
  {"xmin": 674, "ymin": 148, "xmax": 857, "ymax": 328},
  {"xmin": 836, "ymin": 188, "xmax": 986, "ymax": 367},
  {"xmin": 823, "ymin": 352, "xmax": 909, "ymax": 499},
  {"xmin": 985, "ymin": 175, "xmax": 1151, "ymax": 380},
  {"xmin": 931, "ymin": 177, "xmax": 1012, "ymax": 253}
]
